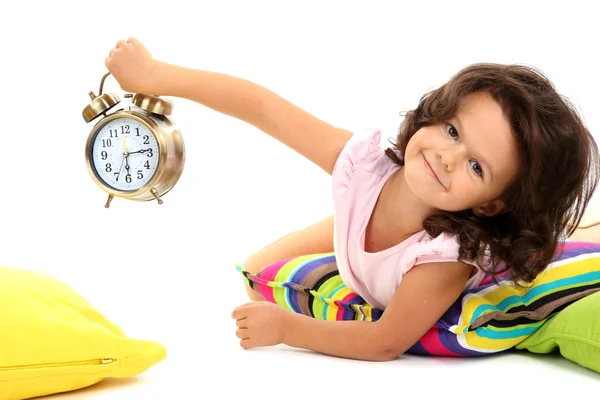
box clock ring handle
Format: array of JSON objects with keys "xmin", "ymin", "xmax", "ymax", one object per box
[{"xmin": 98, "ymin": 72, "xmax": 112, "ymax": 96}]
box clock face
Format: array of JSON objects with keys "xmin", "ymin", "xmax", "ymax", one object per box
[{"xmin": 90, "ymin": 117, "xmax": 160, "ymax": 191}]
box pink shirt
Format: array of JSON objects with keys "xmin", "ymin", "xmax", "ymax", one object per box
[{"xmin": 331, "ymin": 128, "xmax": 486, "ymax": 310}]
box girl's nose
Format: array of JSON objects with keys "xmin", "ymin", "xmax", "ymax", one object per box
[{"xmin": 437, "ymin": 145, "xmax": 465, "ymax": 172}]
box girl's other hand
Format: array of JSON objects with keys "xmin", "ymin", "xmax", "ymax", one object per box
[
  {"xmin": 105, "ymin": 37, "xmax": 160, "ymax": 95},
  {"xmin": 231, "ymin": 301, "xmax": 290, "ymax": 349}
]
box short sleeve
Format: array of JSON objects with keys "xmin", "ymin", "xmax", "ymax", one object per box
[
  {"xmin": 331, "ymin": 128, "xmax": 382, "ymax": 202},
  {"xmin": 409, "ymin": 232, "xmax": 487, "ymax": 289},
  {"xmin": 404, "ymin": 232, "xmax": 462, "ymax": 266}
]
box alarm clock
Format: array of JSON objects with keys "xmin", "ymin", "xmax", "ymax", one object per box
[{"xmin": 82, "ymin": 72, "xmax": 185, "ymax": 208}]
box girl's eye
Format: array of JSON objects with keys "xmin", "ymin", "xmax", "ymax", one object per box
[
  {"xmin": 446, "ymin": 124, "xmax": 459, "ymax": 140},
  {"xmin": 470, "ymin": 160, "xmax": 483, "ymax": 177}
]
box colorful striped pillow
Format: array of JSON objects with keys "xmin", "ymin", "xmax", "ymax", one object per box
[{"xmin": 236, "ymin": 241, "xmax": 600, "ymax": 357}]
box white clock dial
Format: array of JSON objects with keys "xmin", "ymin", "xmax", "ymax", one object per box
[{"xmin": 91, "ymin": 117, "xmax": 160, "ymax": 191}]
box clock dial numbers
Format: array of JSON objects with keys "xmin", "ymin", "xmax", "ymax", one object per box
[{"xmin": 91, "ymin": 117, "xmax": 160, "ymax": 191}]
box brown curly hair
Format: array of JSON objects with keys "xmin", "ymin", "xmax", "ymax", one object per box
[{"xmin": 384, "ymin": 63, "xmax": 600, "ymax": 284}]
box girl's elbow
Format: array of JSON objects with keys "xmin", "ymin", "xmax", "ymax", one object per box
[
  {"xmin": 370, "ymin": 332, "xmax": 409, "ymax": 361},
  {"xmin": 375, "ymin": 345, "xmax": 407, "ymax": 361},
  {"xmin": 363, "ymin": 347, "xmax": 404, "ymax": 362},
  {"xmin": 373, "ymin": 338, "xmax": 408, "ymax": 361}
]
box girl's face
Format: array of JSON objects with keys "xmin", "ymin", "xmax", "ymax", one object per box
[{"xmin": 404, "ymin": 91, "xmax": 519, "ymax": 216}]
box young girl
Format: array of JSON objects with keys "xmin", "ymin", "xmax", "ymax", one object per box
[{"xmin": 105, "ymin": 37, "xmax": 600, "ymax": 361}]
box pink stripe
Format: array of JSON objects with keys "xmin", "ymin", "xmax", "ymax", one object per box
[
  {"xmin": 255, "ymin": 259, "xmax": 289, "ymax": 304},
  {"xmin": 418, "ymin": 326, "xmax": 462, "ymax": 357},
  {"xmin": 335, "ymin": 292, "xmax": 360, "ymax": 320}
]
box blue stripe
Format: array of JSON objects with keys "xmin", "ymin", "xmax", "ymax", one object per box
[
  {"xmin": 284, "ymin": 254, "xmax": 335, "ymax": 310},
  {"xmin": 474, "ymin": 323, "xmax": 542, "ymax": 340}
]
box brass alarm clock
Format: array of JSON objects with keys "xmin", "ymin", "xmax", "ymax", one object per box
[{"xmin": 82, "ymin": 72, "xmax": 185, "ymax": 208}]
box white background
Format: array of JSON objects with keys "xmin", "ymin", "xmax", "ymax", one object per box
[{"xmin": 1, "ymin": 0, "xmax": 600, "ymax": 398}]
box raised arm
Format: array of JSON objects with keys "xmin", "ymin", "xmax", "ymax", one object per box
[{"xmin": 105, "ymin": 37, "xmax": 353, "ymax": 175}]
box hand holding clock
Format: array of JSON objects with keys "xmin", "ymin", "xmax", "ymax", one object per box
[{"xmin": 105, "ymin": 38, "xmax": 161, "ymax": 95}]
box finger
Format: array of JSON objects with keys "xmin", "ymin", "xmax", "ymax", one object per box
[
  {"xmin": 240, "ymin": 338, "xmax": 254, "ymax": 349},
  {"xmin": 105, "ymin": 50, "xmax": 114, "ymax": 68},
  {"xmin": 127, "ymin": 37, "xmax": 139, "ymax": 46},
  {"xmin": 116, "ymin": 39, "xmax": 127, "ymax": 49},
  {"xmin": 236, "ymin": 328, "xmax": 249, "ymax": 340},
  {"xmin": 235, "ymin": 318, "xmax": 247, "ymax": 328},
  {"xmin": 231, "ymin": 303, "xmax": 255, "ymax": 318},
  {"xmin": 231, "ymin": 307, "xmax": 247, "ymax": 319}
]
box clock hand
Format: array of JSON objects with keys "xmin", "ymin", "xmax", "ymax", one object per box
[
  {"xmin": 115, "ymin": 139, "xmax": 129, "ymax": 181},
  {"xmin": 128, "ymin": 148, "xmax": 152, "ymax": 155},
  {"xmin": 116, "ymin": 155, "xmax": 126, "ymax": 181},
  {"xmin": 125, "ymin": 155, "xmax": 131, "ymax": 180}
]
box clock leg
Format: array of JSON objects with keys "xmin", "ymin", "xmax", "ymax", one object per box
[
  {"xmin": 104, "ymin": 194, "xmax": 114, "ymax": 208},
  {"xmin": 150, "ymin": 188, "xmax": 163, "ymax": 205}
]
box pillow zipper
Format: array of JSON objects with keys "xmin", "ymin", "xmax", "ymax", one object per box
[{"xmin": 0, "ymin": 358, "xmax": 115, "ymax": 371}]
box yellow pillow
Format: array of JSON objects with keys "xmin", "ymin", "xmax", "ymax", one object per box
[{"xmin": 0, "ymin": 266, "xmax": 166, "ymax": 400}]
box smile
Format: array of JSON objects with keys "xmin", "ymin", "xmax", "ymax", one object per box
[{"xmin": 423, "ymin": 154, "xmax": 445, "ymax": 189}]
